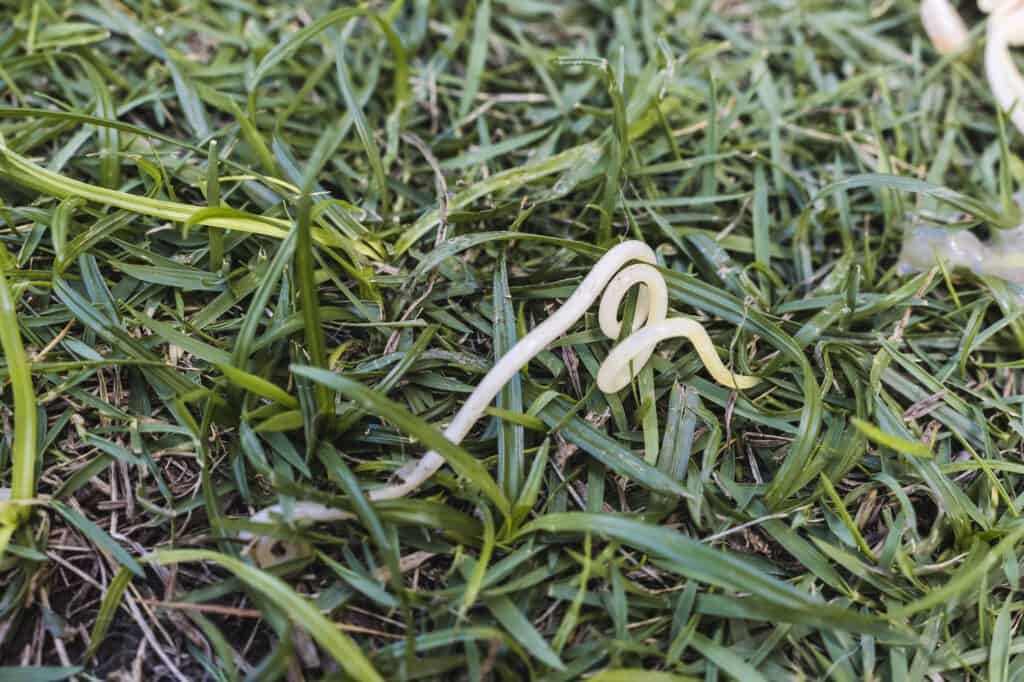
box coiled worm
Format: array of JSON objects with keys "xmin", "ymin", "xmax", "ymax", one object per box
[{"xmin": 243, "ymin": 240, "xmax": 758, "ymax": 564}]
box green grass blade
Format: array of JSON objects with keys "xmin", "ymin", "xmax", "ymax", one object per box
[
  {"xmin": 458, "ymin": 0, "xmax": 491, "ymax": 119},
  {"xmin": 290, "ymin": 366, "xmax": 511, "ymax": 516},
  {"xmin": 52, "ymin": 502, "xmax": 143, "ymax": 577},
  {"xmin": 86, "ymin": 566, "xmax": 134, "ymax": 660},
  {"xmin": 0, "ymin": 667, "xmax": 83, "ymax": 682},
  {"xmin": 518, "ymin": 512, "xmax": 892, "ymax": 635},
  {"xmin": 218, "ymin": 364, "xmax": 298, "ymax": 409},
  {"xmin": 494, "ymin": 253, "xmax": 524, "ymax": 500},
  {"xmin": 0, "ymin": 246, "xmax": 35, "ymax": 505},
  {"xmin": 293, "ymin": 194, "xmax": 329, "ymax": 414},
  {"xmin": 148, "ymin": 549, "xmax": 384, "ymax": 681}
]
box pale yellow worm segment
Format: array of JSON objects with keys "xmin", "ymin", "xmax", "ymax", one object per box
[{"xmin": 243, "ymin": 240, "xmax": 758, "ymax": 564}]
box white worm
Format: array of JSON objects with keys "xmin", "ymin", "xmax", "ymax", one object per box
[
  {"xmin": 240, "ymin": 502, "xmax": 354, "ymax": 566},
  {"xmin": 898, "ymin": 225, "xmax": 987, "ymax": 273},
  {"xmin": 243, "ymin": 240, "xmax": 758, "ymax": 564},
  {"xmin": 985, "ymin": 1, "xmax": 1024, "ymax": 135},
  {"xmin": 908, "ymin": 1, "xmax": 1024, "ymax": 285},
  {"xmin": 898, "ymin": 223, "xmax": 1024, "ymax": 283},
  {"xmin": 921, "ymin": 0, "xmax": 971, "ymax": 54},
  {"xmin": 920, "ymin": 0, "xmax": 1024, "ymax": 133},
  {"xmin": 980, "ymin": 0, "xmax": 1023, "ymax": 13},
  {"xmin": 365, "ymin": 240, "xmax": 757, "ymax": 501}
]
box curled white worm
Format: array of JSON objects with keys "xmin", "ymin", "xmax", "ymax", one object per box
[
  {"xmin": 363, "ymin": 240, "xmax": 757, "ymax": 502},
  {"xmin": 921, "ymin": 0, "xmax": 970, "ymax": 54},
  {"xmin": 243, "ymin": 240, "xmax": 758, "ymax": 564}
]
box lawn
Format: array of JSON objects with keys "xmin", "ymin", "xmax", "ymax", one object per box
[{"xmin": 0, "ymin": 0, "xmax": 1023, "ymax": 679}]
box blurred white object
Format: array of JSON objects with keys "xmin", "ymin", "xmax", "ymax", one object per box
[
  {"xmin": 921, "ymin": 0, "xmax": 970, "ymax": 54},
  {"xmin": 985, "ymin": 2, "xmax": 1024, "ymax": 134},
  {"xmin": 920, "ymin": 1, "xmax": 1024, "ymax": 133}
]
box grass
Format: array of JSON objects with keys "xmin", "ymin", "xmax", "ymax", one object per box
[{"xmin": 1, "ymin": 0, "xmax": 1024, "ymax": 678}]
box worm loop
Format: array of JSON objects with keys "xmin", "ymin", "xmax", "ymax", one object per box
[{"xmin": 243, "ymin": 241, "xmax": 758, "ymax": 564}]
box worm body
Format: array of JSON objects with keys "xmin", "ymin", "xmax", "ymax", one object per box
[
  {"xmin": 985, "ymin": 2, "xmax": 1024, "ymax": 134},
  {"xmin": 241, "ymin": 503, "xmax": 354, "ymax": 566},
  {"xmin": 921, "ymin": 0, "xmax": 970, "ymax": 54},
  {"xmin": 367, "ymin": 240, "xmax": 757, "ymax": 502},
  {"xmin": 920, "ymin": 0, "xmax": 1024, "ymax": 134},
  {"xmin": 898, "ymin": 224, "xmax": 1024, "ymax": 283},
  {"xmin": 244, "ymin": 240, "xmax": 758, "ymax": 563}
]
